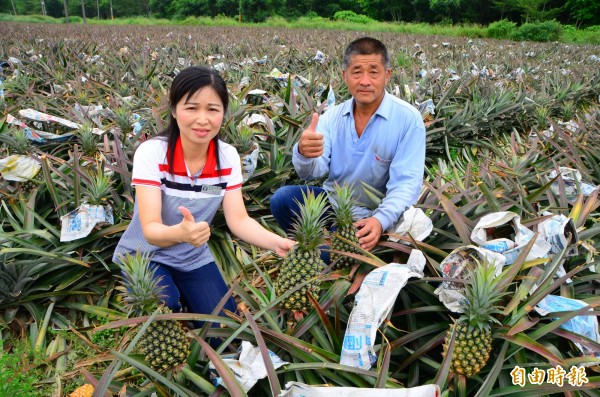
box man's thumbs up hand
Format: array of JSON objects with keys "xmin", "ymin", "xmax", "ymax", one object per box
[{"xmin": 298, "ymin": 113, "xmax": 324, "ymax": 158}]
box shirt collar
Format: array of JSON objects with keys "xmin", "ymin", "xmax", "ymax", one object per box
[
  {"xmin": 169, "ymin": 137, "xmax": 217, "ymax": 177},
  {"xmin": 342, "ymin": 90, "xmax": 392, "ymax": 120}
]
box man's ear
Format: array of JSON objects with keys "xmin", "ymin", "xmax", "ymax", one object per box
[{"xmin": 385, "ymin": 68, "xmax": 391, "ymax": 83}]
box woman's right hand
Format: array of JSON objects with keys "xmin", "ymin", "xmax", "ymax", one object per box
[{"xmin": 178, "ymin": 206, "xmax": 211, "ymax": 247}]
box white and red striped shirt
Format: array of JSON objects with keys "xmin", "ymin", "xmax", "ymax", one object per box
[{"xmin": 113, "ymin": 136, "xmax": 243, "ymax": 271}]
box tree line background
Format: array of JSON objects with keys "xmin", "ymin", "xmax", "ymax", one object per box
[{"xmin": 0, "ymin": 0, "xmax": 599, "ymax": 28}]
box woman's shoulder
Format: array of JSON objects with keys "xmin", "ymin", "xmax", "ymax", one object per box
[
  {"xmin": 135, "ymin": 137, "xmax": 168, "ymax": 156},
  {"xmin": 217, "ymin": 140, "xmax": 240, "ymax": 158}
]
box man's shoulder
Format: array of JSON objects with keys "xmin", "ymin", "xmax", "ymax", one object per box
[
  {"xmin": 384, "ymin": 93, "xmax": 422, "ymax": 121},
  {"xmin": 322, "ymin": 97, "xmax": 353, "ymax": 119}
]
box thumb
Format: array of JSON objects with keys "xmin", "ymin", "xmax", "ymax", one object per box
[
  {"xmin": 308, "ymin": 112, "xmax": 319, "ymax": 131},
  {"xmin": 178, "ymin": 206, "xmax": 195, "ymax": 223}
]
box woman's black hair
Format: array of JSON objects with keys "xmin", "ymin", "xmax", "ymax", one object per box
[{"xmin": 158, "ymin": 66, "xmax": 229, "ymax": 175}]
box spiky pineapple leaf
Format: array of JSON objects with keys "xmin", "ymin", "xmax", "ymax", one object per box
[{"xmin": 188, "ymin": 333, "xmax": 248, "ymax": 397}]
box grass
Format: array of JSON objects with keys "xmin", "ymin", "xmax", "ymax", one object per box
[
  {"xmin": 0, "ymin": 340, "xmax": 50, "ymax": 397},
  {"xmin": 1, "ymin": 13, "xmax": 599, "ymax": 44}
]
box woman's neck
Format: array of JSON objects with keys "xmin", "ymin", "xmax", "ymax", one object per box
[{"xmin": 182, "ymin": 142, "xmax": 209, "ymax": 175}]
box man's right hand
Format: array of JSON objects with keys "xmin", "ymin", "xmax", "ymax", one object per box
[
  {"xmin": 178, "ymin": 206, "xmax": 211, "ymax": 247},
  {"xmin": 298, "ymin": 113, "xmax": 324, "ymax": 158}
]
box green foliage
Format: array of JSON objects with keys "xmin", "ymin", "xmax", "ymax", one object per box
[
  {"xmin": 486, "ymin": 19, "xmax": 517, "ymax": 39},
  {"xmin": 2, "ymin": 12, "xmax": 599, "ymax": 44},
  {"xmin": 502, "ymin": 0, "xmax": 561, "ymax": 22},
  {"xmin": 429, "ymin": 0, "xmax": 461, "ymax": 23},
  {"xmin": 65, "ymin": 15, "xmax": 83, "ymax": 23},
  {"xmin": 394, "ymin": 52, "xmax": 413, "ymax": 68},
  {"xmin": 563, "ymin": 24, "xmax": 600, "ymax": 44},
  {"xmin": 512, "ymin": 19, "xmax": 563, "ymax": 41},
  {"xmin": 88, "ymin": 315, "xmax": 124, "ymax": 349},
  {"xmin": 0, "ymin": 343, "xmax": 44, "ymax": 397},
  {"xmin": 567, "ymin": 0, "xmax": 600, "ymax": 26},
  {"xmin": 333, "ymin": 10, "xmax": 374, "ymax": 24}
]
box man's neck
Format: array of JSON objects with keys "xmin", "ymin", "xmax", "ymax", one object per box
[{"xmin": 353, "ymin": 92, "xmax": 385, "ymax": 119}]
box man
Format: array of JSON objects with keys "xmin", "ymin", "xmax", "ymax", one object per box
[{"xmin": 270, "ymin": 37, "xmax": 425, "ymax": 253}]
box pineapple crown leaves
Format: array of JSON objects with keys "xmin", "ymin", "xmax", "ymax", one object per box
[
  {"xmin": 115, "ymin": 251, "xmax": 166, "ymax": 317},
  {"xmin": 458, "ymin": 259, "xmax": 507, "ymax": 333},
  {"xmin": 332, "ymin": 182, "xmax": 357, "ymax": 228},
  {"xmin": 234, "ymin": 123, "xmax": 258, "ymax": 154},
  {"xmin": 81, "ymin": 160, "xmax": 113, "ymax": 205},
  {"xmin": 289, "ymin": 189, "xmax": 331, "ymax": 251},
  {"xmin": 77, "ymin": 122, "xmax": 99, "ymax": 156},
  {"xmin": 5, "ymin": 128, "xmax": 32, "ymax": 154}
]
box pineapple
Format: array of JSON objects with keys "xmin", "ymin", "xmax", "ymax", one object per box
[
  {"xmin": 275, "ymin": 190, "xmax": 330, "ymax": 312},
  {"xmin": 442, "ymin": 260, "xmax": 504, "ymax": 378},
  {"xmin": 19, "ymin": 168, "xmax": 43, "ymax": 194},
  {"xmin": 116, "ymin": 251, "xmax": 190, "ymax": 372},
  {"xmin": 69, "ymin": 384, "xmax": 94, "ymax": 397},
  {"xmin": 330, "ymin": 183, "xmax": 360, "ymax": 270}
]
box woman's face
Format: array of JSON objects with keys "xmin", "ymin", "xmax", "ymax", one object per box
[{"xmin": 173, "ymin": 86, "xmax": 224, "ymax": 149}]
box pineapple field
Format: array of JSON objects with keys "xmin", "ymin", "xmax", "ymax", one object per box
[{"xmin": 1, "ymin": 22, "xmax": 600, "ymax": 396}]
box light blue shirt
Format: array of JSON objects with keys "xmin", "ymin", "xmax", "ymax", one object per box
[{"xmin": 292, "ymin": 91, "xmax": 425, "ymax": 231}]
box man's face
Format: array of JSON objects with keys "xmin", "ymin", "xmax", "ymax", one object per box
[{"xmin": 342, "ymin": 53, "xmax": 390, "ymax": 109}]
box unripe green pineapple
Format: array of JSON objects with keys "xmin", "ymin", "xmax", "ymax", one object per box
[
  {"xmin": 331, "ymin": 183, "xmax": 360, "ymax": 269},
  {"xmin": 275, "ymin": 190, "xmax": 330, "ymax": 313},
  {"xmin": 19, "ymin": 169, "xmax": 43, "ymax": 194},
  {"xmin": 442, "ymin": 260, "xmax": 504, "ymax": 378},
  {"xmin": 116, "ymin": 251, "xmax": 190, "ymax": 373}
]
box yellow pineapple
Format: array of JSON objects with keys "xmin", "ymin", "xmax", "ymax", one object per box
[
  {"xmin": 442, "ymin": 260, "xmax": 504, "ymax": 378},
  {"xmin": 116, "ymin": 251, "xmax": 190, "ymax": 373},
  {"xmin": 330, "ymin": 183, "xmax": 360, "ymax": 270},
  {"xmin": 69, "ymin": 384, "xmax": 94, "ymax": 397},
  {"xmin": 275, "ymin": 190, "xmax": 330, "ymax": 313}
]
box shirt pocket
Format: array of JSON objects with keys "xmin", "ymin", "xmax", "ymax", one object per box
[
  {"xmin": 364, "ymin": 152, "xmax": 391, "ymax": 191},
  {"xmin": 374, "ymin": 152, "xmax": 393, "ymax": 166}
]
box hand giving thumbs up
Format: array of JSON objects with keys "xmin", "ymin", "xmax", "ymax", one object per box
[
  {"xmin": 298, "ymin": 113, "xmax": 324, "ymax": 158},
  {"xmin": 178, "ymin": 206, "xmax": 211, "ymax": 247}
]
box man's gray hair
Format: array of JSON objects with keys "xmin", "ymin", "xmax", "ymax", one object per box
[{"xmin": 342, "ymin": 37, "xmax": 391, "ymax": 70}]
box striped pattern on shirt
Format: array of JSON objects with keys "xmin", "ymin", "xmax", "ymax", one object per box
[{"xmin": 113, "ymin": 137, "xmax": 243, "ymax": 272}]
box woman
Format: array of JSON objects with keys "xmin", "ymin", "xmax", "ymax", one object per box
[{"xmin": 113, "ymin": 66, "xmax": 295, "ymax": 322}]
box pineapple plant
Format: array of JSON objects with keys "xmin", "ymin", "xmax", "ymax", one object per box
[
  {"xmin": 112, "ymin": 106, "xmax": 133, "ymax": 136},
  {"xmin": 116, "ymin": 251, "xmax": 190, "ymax": 372},
  {"xmin": 330, "ymin": 183, "xmax": 360, "ymax": 270},
  {"xmin": 81, "ymin": 163, "xmax": 113, "ymax": 205},
  {"xmin": 442, "ymin": 260, "xmax": 504, "ymax": 378},
  {"xmin": 233, "ymin": 124, "xmax": 258, "ymax": 155},
  {"xmin": 7, "ymin": 129, "xmax": 32, "ymax": 155},
  {"xmin": 77, "ymin": 122, "xmax": 99, "ymax": 157},
  {"xmin": 275, "ymin": 190, "xmax": 330, "ymax": 313}
]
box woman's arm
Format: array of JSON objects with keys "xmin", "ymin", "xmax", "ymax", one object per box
[
  {"xmin": 136, "ymin": 186, "xmax": 210, "ymax": 248},
  {"xmin": 222, "ymin": 188, "xmax": 294, "ymax": 256}
]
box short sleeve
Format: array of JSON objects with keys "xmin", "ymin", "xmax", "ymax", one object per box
[
  {"xmin": 224, "ymin": 146, "xmax": 243, "ymax": 191},
  {"xmin": 131, "ymin": 141, "xmax": 162, "ymax": 189}
]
